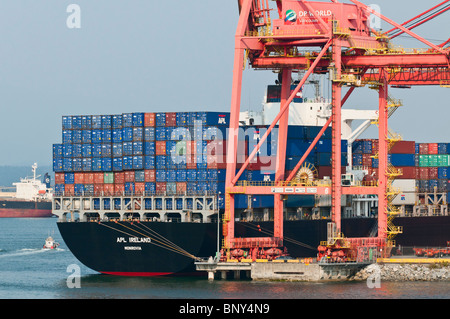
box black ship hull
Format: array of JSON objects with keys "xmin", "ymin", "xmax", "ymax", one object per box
[{"xmin": 57, "ymin": 216, "xmax": 450, "ymax": 276}]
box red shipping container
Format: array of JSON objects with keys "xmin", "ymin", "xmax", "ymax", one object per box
[
  {"xmin": 65, "ymin": 184, "xmax": 74, "ymax": 195},
  {"xmin": 135, "ymin": 182, "xmax": 145, "ymax": 195},
  {"xmin": 155, "ymin": 141, "xmax": 166, "ymax": 155},
  {"xmin": 429, "ymin": 167, "xmax": 438, "ymax": 179},
  {"xmin": 104, "ymin": 184, "xmax": 114, "ymax": 196},
  {"xmin": 362, "ymin": 154, "xmax": 372, "ymax": 167},
  {"xmin": 428, "ymin": 143, "xmax": 438, "ymax": 155},
  {"xmin": 415, "ymin": 167, "xmax": 420, "ymax": 179},
  {"xmin": 156, "ymin": 182, "xmax": 166, "ymax": 193},
  {"xmin": 144, "ymin": 113, "xmax": 155, "ymax": 127},
  {"xmin": 55, "ymin": 173, "xmax": 65, "ymax": 184},
  {"xmin": 74, "ymin": 173, "xmax": 84, "ymax": 184},
  {"xmin": 94, "ymin": 184, "xmax": 104, "ymax": 195},
  {"xmin": 389, "ymin": 141, "xmax": 415, "ymax": 154},
  {"xmin": 114, "ymin": 183, "xmax": 124, "ymax": 195},
  {"xmin": 114, "ymin": 172, "xmax": 125, "ymax": 184},
  {"xmin": 419, "ymin": 143, "xmax": 428, "ymax": 154},
  {"xmin": 93, "ymin": 172, "xmax": 104, "ymax": 184},
  {"xmin": 176, "ymin": 182, "xmax": 187, "ymax": 193},
  {"xmin": 371, "ymin": 139, "xmax": 379, "ymax": 154},
  {"xmin": 84, "ymin": 173, "xmax": 94, "ymax": 184},
  {"xmin": 144, "ymin": 170, "xmax": 155, "ymax": 182},
  {"xmin": 124, "ymin": 171, "xmax": 135, "ymax": 182},
  {"xmin": 396, "ymin": 166, "xmax": 416, "ymax": 179},
  {"xmin": 165, "ymin": 112, "xmax": 177, "ymax": 127},
  {"xmin": 419, "ymin": 167, "xmax": 429, "ymax": 179}
]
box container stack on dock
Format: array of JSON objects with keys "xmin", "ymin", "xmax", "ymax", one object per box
[{"xmin": 352, "ymin": 139, "xmax": 450, "ymax": 205}]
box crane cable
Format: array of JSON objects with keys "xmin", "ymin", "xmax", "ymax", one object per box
[
  {"xmin": 388, "ymin": 3, "xmax": 450, "ymax": 39},
  {"xmin": 98, "ymin": 221, "xmax": 200, "ymax": 261}
]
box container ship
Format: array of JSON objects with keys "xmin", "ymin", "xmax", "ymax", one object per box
[
  {"xmin": 52, "ymin": 82, "xmax": 450, "ymax": 276},
  {"xmin": 0, "ymin": 164, "xmax": 53, "ymax": 218}
]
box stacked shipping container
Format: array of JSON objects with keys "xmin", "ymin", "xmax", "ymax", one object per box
[
  {"xmin": 352, "ymin": 139, "xmax": 450, "ymax": 205},
  {"xmin": 53, "ymin": 112, "xmax": 348, "ymax": 211}
]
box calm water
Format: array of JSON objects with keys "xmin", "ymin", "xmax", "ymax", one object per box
[{"xmin": 0, "ymin": 218, "xmax": 448, "ymax": 301}]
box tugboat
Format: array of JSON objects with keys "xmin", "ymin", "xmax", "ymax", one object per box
[{"xmin": 43, "ymin": 236, "xmax": 59, "ymax": 250}]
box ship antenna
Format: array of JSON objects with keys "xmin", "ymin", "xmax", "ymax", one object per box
[{"xmin": 32, "ymin": 163, "xmax": 37, "ymax": 181}]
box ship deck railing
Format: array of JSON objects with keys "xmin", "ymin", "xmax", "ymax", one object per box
[{"xmin": 53, "ymin": 190, "xmax": 221, "ymax": 197}]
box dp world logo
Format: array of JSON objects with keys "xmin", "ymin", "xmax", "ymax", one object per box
[{"xmin": 285, "ymin": 9, "xmax": 297, "ymax": 23}]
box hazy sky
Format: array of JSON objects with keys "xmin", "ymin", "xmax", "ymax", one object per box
[{"xmin": 0, "ymin": 1, "xmax": 448, "ymax": 166}]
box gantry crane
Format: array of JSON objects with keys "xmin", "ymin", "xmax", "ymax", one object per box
[{"xmin": 223, "ymin": 0, "xmax": 450, "ymax": 261}]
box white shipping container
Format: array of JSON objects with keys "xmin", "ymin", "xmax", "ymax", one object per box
[
  {"xmin": 392, "ymin": 179, "xmax": 416, "ymax": 193},
  {"xmin": 391, "ymin": 192, "xmax": 416, "ymax": 205}
]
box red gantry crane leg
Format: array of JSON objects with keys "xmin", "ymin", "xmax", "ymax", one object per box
[{"xmin": 223, "ymin": 0, "xmax": 450, "ymax": 263}]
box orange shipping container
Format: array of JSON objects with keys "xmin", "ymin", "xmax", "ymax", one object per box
[
  {"xmin": 104, "ymin": 184, "xmax": 114, "ymax": 196},
  {"xmin": 144, "ymin": 170, "xmax": 155, "ymax": 182},
  {"xmin": 74, "ymin": 173, "xmax": 84, "ymax": 184},
  {"xmin": 155, "ymin": 141, "xmax": 166, "ymax": 155},
  {"xmin": 124, "ymin": 171, "xmax": 135, "ymax": 182},
  {"xmin": 93, "ymin": 172, "xmax": 104, "ymax": 184},
  {"xmin": 94, "ymin": 184, "xmax": 104, "ymax": 195},
  {"xmin": 428, "ymin": 143, "xmax": 438, "ymax": 155},
  {"xmin": 84, "ymin": 173, "xmax": 94, "ymax": 184},
  {"xmin": 65, "ymin": 184, "xmax": 74, "ymax": 195},
  {"xmin": 55, "ymin": 173, "xmax": 65, "ymax": 184},
  {"xmin": 114, "ymin": 183, "xmax": 125, "ymax": 194},
  {"xmin": 144, "ymin": 113, "xmax": 155, "ymax": 127},
  {"xmin": 176, "ymin": 182, "xmax": 187, "ymax": 193},
  {"xmin": 114, "ymin": 172, "xmax": 125, "ymax": 184},
  {"xmin": 135, "ymin": 182, "xmax": 145, "ymax": 194}
]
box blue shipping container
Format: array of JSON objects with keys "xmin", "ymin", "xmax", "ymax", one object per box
[
  {"xmin": 144, "ymin": 156, "xmax": 155, "ymax": 169},
  {"xmin": 62, "ymin": 130, "xmax": 73, "ymax": 144},
  {"xmin": 81, "ymin": 115, "xmax": 92, "ymax": 129},
  {"xmin": 102, "ymin": 158, "xmax": 112, "ymax": 171},
  {"xmin": 92, "ymin": 144, "xmax": 102, "ymax": 157},
  {"xmin": 82, "ymin": 158, "xmax": 92, "ymax": 171},
  {"xmin": 122, "ymin": 127, "xmax": 133, "ymax": 142},
  {"xmin": 101, "ymin": 115, "xmax": 112, "ymax": 129},
  {"xmin": 53, "ymin": 158, "xmax": 63, "ymax": 172},
  {"xmin": 132, "ymin": 113, "xmax": 144, "ymax": 127},
  {"xmin": 112, "ymin": 157, "xmax": 122, "ymax": 171},
  {"xmin": 63, "ymin": 158, "xmax": 73, "ymax": 171},
  {"xmin": 144, "ymin": 127, "xmax": 155, "ymax": 141},
  {"xmin": 112, "ymin": 143, "xmax": 123, "ymax": 157},
  {"xmin": 72, "ymin": 130, "xmax": 82, "ymax": 144},
  {"xmin": 82, "ymin": 130, "xmax": 92, "ymax": 143},
  {"xmin": 62, "ymin": 116, "xmax": 73, "ymax": 130},
  {"xmin": 91, "ymin": 115, "xmax": 102, "ymax": 129},
  {"xmin": 53, "ymin": 144, "xmax": 63, "ymax": 158},
  {"xmin": 122, "ymin": 113, "xmax": 133, "ymax": 127},
  {"xmin": 112, "ymin": 129, "xmax": 123, "ymax": 143},
  {"xmin": 92, "ymin": 129, "xmax": 102, "ymax": 144},
  {"xmin": 72, "ymin": 144, "xmax": 82, "ymax": 158},
  {"xmin": 133, "ymin": 156, "xmax": 144, "ymax": 170},
  {"xmin": 112, "ymin": 115, "xmax": 122, "ymax": 129}
]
